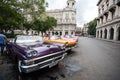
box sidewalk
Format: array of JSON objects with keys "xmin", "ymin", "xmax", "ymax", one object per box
[
  {"xmin": 0, "ymin": 56, "xmax": 3, "ymax": 65},
  {"xmin": 95, "ymin": 38, "xmax": 120, "ymax": 44}
]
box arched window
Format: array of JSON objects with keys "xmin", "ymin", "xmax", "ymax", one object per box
[
  {"xmin": 104, "ymin": 29, "xmax": 107, "ymax": 39},
  {"xmin": 110, "ymin": 28, "xmax": 114, "ymax": 40},
  {"xmin": 100, "ymin": 30, "xmax": 103, "ymax": 38},
  {"xmin": 117, "ymin": 27, "xmax": 120, "ymax": 40}
]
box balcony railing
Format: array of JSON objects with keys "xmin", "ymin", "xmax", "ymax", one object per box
[
  {"xmin": 116, "ymin": 0, "xmax": 120, "ymax": 6},
  {"xmin": 109, "ymin": 2, "xmax": 116, "ymax": 11},
  {"xmin": 97, "ymin": 16, "xmax": 120, "ymax": 28},
  {"xmin": 116, "ymin": 0, "xmax": 120, "ymax": 3}
]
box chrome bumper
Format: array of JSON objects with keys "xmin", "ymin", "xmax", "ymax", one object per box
[
  {"xmin": 21, "ymin": 51, "xmax": 67, "ymax": 73},
  {"xmin": 65, "ymin": 45, "xmax": 77, "ymax": 51}
]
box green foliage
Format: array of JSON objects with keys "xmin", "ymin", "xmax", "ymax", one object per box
[
  {"xmin": 5, "ymin": 31, "xmax": 16, "ymax": 38},
  {"xmin": 0, "ymin": 0, "xmax": 55, "ymax": 36},
  {"xmin": 20, "ymin": 0, "xmax": 46, "ymax": 21},
  {"xmin": 88, "ymin": 18, "xmax": 97, "ymax": 35},
  {"xmin": 23, "ymin": 22, "xmax": 33, "ymax": 30},
  {"xmin": 0, "ymin": 0, "xmax": 24, "ymax": 33},
  {"xmin": 32, "ymin": 16, "xmax": 57, "ymax": 35}
]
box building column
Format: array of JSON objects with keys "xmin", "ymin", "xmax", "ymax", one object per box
[
  {"xmin": 57, "ymin": 31, "xmax": 60, "ymax": 35},
  {"xmin": 114, "ymin": 26, "xmax": 118, "ymax": 41},
  {"xmin": 99, "ymin": 29, "xmax": 101, "ymax": 38},
  {"xmin": 115, "ymin": 5, "xmax": 119, "ymax": 17},
  {"xmin": 107, "ymin": 27, "xmax": 110, "ymax": 40},
  {"xmin": 118, "ymin": 6, "xmax": 120, "ymax": 16},
  {"xmin": 108, "ymin": 11, "xmax": 112, "ymax": 21},
  {"xmin": 114, "ymin": 27, "xmax": 117, "ymax": 41},
  {"xmin": 103, "ymin": 15, "xmax": 106, "ymax": 23},
  {"xmin": 96, "ymin": 30, "xmax": 98, "ymax": 38},
  {"xmin": 73, "ymin": 30, "xmax": 75, "ymax": 36},
  {"xmin": 102, "ymin": 28, "xmax": 105, "ymax": 39},
  {"xmin": 100, "ymin": 18, "xmax": 102, "ymax": 24},
  {"xmin": 50, "ymin": 31, "xmax": 52, "ymax": 36},
  {"xmin": 68, "ymin": 29, "xmax": 71, "ymax": 35},
  {"xmin": 62, "ymin": 30, "xmax": 65, "ymax": 36},
  {"xmin": 97, "ymin": 20, "xmax": 99, "ymax": 26}
]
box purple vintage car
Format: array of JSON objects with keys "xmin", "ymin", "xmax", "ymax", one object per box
[{"xmin": 6, "ymin": 35, "xmax": 67, "ymax": 73}]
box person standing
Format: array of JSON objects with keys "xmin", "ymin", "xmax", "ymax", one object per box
[{"xmin": 0, "ymin": 34, "xmax": 7, "ymax": 56}]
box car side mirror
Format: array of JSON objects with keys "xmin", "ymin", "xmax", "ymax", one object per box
[{"xmin": 8, "ymin": 39, "xmax": 14, "ymax": 43}]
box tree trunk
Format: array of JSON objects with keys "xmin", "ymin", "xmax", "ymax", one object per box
[{"xmin": 41, "ymin": 32, "xmax": 44, "ymax": 37}]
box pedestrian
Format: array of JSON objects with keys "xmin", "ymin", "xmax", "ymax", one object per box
[{"xmin": 0, "ymin": 34, "xmax": 7, "ymax": 56}]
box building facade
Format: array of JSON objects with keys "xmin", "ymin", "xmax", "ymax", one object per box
[
  {"xmin": 82, "ymin": 24, "xmax": 88, "ymax": 36},
  {"xmin": 96, "ymin": 0, "xmax": 120, "ymax": 41},
  {"xmin": 46, "ymin": 0, "xmax": 76, "ymax": 36},
  {"xmin": 75, "ymin": 27, "xmax": 82, "ymax": 36}
]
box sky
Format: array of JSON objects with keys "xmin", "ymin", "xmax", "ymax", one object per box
[{"xmin": 46, "ymin": 0, "xmax": 99, "ymax": 27}]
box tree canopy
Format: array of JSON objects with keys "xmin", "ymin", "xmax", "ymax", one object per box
[
  {"xmin": 33, "ymin": 16, "xmax": 57, "ymax": 35},
  {"xmin": 0, "ymin": 0, "xmax": 57, "ymax": 36},
  {"xmin": 19, "ymin": 0, "xmax": 46, "ymax": 21},
  {"xmin": 0, "ymin": 0, "xmax": 24, "ymax": 33},
  {"xmin": 87, "ymin": 18, "xmax": 97, "ymax": 36}
]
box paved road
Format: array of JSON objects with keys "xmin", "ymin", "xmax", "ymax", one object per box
[
  {"xmin": 69, "ymin": 37, "xmax": 120, "ymax": 80},
  {"xmin": 0, "ymin": 37, "xmax": 120, "ymax": 80}
]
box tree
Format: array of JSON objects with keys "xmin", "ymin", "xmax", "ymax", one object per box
[
  {"xmin": 87, "ymin": 18, "xmax": 97, "ymax": 36},
  {"xmin": 0, "ymin": 0, "xmax": 52, "ymax": 36},
  {"xmin": 32, "ymin": 16, "xmax": 57, "ymax": 36},
  {"xmin": 0, "ymin": 0, "xmax": 24, "ymax": 33},
  {"xmin": 19, "ymin": 0, "xmax": 47, "ymax": 21},
  {"xmin": 17, "ymin": 0, "xmax": 47, "ymax": 33}
]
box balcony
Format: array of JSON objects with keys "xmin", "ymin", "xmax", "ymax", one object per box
[
  {"xmin": 96, "ymin": 17, "xmax": 120, "ymax": 28},
  {"xmin": 116, "ymin": 0, "xmax": 120, "ymax": 6},
  {"xmin": 103, "ymin": 9, "xmax": 109, "ymax": 15},
  {"xmin": 109, "ymin": 2, "xmax": 116, "ymax": 11}
]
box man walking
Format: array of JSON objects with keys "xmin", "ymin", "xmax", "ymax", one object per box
[{"xmin": 0, "ymin": 34, "xmax": 7, "ymax": 56}]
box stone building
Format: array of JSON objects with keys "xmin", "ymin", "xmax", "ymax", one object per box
[
  {"xmin": 82, "ymin": 24, "xmax": 88, "ymax": 36},
  {"xmin": 75, "ymin": 27, "xmax": 82, "ymax": 36},
  {"xmin": 96, "ymin": 0, "xmax": 120, "ymax": 41},
  {"xmin": 46, "ymin": 0, "xmax": 76, "ymax": 36}
]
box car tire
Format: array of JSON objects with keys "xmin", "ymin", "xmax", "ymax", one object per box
[{"xmin": 66, "ymin": 49, "xmax": 72, "ymax": 53}]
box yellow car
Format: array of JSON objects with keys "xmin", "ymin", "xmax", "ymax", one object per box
[{"xmin": 44, "ymin": 36, "xmax": 77, "ymax": 52}]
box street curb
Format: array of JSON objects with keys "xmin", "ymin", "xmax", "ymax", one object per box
[{"xmin": 95, "ymin": 38, "xmax": 120, "ymax": 44}]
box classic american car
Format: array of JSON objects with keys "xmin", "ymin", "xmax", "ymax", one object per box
[
  {"xmin": 61, "ymin": 35, "xmax": 79, "ymax": 42},
  {"xmin": 6, "ymin": 35, "xmax": 67, "ymax": 73},
  {"xmin": 44, "ymin": 36, "xmax": 77, "ymax": 52}
]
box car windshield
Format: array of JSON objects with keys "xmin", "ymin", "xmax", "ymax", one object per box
[
  {"xmin": 50, "ymin": 36, "xmax": 60, "ymax": 39},
  {"xmin": 64, "ymin": 35, "xmax": 74, "ymax": 38},
  {"xmin": 16, "ymin": 36, "xmax": 43, "ymax": 43}
]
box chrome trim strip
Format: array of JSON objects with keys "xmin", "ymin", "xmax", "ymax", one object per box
[
  {"xmin": 25, "ymin": 50, "xmax": 65, "ymax": 62},
  {"xmin": 21, "ymin": 55, "xmax": 65, "ymax": 69}
]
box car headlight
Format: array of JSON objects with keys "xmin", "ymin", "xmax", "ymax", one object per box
[
  {"xmin": 27, "ymin": 50, "xmax": 38, "ymax": 57},
  {"xmin": 22, "ymin": 60, "xmax": 35, "ymax": 66}
]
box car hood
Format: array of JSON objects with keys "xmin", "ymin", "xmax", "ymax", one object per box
[
  {"xmin": 44, "ymin": 38, "xmax": 67, "ymax": 44},
  {"xmin": 17, "ymin": 42, "xmax": 62, "ymax": 58}
]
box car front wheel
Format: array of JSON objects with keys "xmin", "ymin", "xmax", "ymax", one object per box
[{"xmin": 66, "ymin": 49, "xmax": 72, "ymax": 53}]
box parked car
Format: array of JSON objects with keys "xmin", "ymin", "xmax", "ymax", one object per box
[
  {"xmin": 44, "ymin": 36, "xmax": 77, "ymax": 52},
  {"xmin": 61, "ymin": 35, "xmax": 79, "ymax": 42},
  {"xmin": 6, "ymin": 35, "xmax": 67, "ymax": 73}
]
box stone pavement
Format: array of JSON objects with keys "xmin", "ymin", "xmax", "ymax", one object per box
[{"xmin": 95, "ymin": 38, "xmax": 120, "ymax": 44}]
